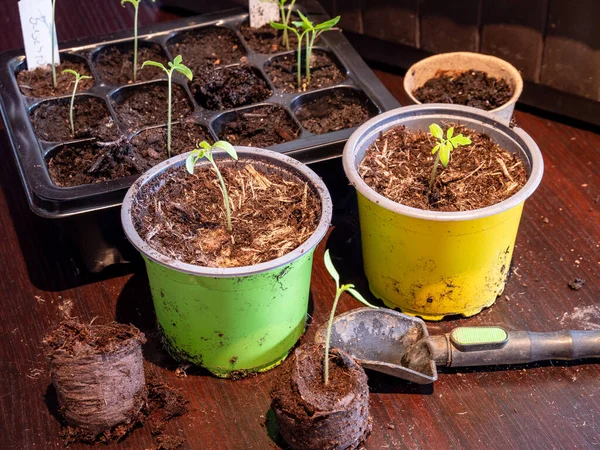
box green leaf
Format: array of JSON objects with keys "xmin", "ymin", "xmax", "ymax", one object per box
[
  {"xmin": 439, "ymin": 143, "xmax": 451, "ymax": 167},
  {"xmin": 199, "ymin": 141, "xmax": 212, "ymax": 150},
  {"xmin": 429, "ymin": 123, "xmax": 443, "ymax": 140},
  {"xmin": 173, "ymin": 55, "xmax": 183, "ymax": 66},
  {"xmin": 62, "ymin": 69, "xmax": 78, "ymax": 77},
  {"xmin": 431, "ymin": 143, "xmax": 440, "ymax": 154},
  {"xmin": 80, "ymin": 75, "xmax": 92, "ymax": 80},
  {"xmin": 323, "ymin": 249, "xmax": 340, "ymax": 287},
  {"xmin": 174, "ymin": 63, "xmax": 193, "ymax": 81},
  {"xmin": 213, "ymin": 141, "xmax": 238, "ymax": 160},
  {"xmin": 346, "ymin": 287, "xmax": 377, "ymax": 309},
  {"xmin": 185, "ymin": 153, "xmax": 197, "ymax": 174},
  {"xmin": 121, "ymin": 0, "xmax": 139, "ymax": 7},
  {"xmin": 450, "ymin": 134, "xmax": 472, "ymax": 147},
  {"xmin": 270, "ymin": 21, "xmax": 288, "ymax": 30},
  {"xmin": 141, "ymin": 60, "xmax": 167, "ymax": 73},
  {"xmin": 314, "ymin": 16, "xmax": 340, "ymax": 31},
  {"xmin": 291, "ymin": 20, "xmax": 304, "ymax": 28},
  {"xmin": 296, "ymin": 10, "xmax": 313, "ymax": 30},
  {"xmin": 446, "ymin": 127, "xmax": 454, "ymax": 139}
]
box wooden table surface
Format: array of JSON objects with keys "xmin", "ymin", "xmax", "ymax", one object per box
[{"xmin": 1, "ymin": 2, "xmax": 599, "ymax": 449}]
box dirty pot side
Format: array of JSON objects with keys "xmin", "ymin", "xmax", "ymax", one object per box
[
  {"xmin": 122, "ymin": 148, "xmax": 333, "ymax": 377},
  {"xmin": 403, "ymin": 52, "xmax": 524, "ymax": 121},
  {"xmin": 343, "ymin": 104, "xmax": 543, "ymax": 321}
]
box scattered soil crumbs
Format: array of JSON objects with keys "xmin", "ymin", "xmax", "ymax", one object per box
[
  {"xmin": 219, "ymin": 105, "xmax": 299, "ymax": 147},
  {"xmin": 271, "ymin": 344, "xmax": 371, "ymax": 450},
  {"xmin": 168, "ymin": 27, "xmax": 245, "ymax": 74},
  {"xmin": 295, "ymin": 90, "xmax": 373, "ymax": 134},
  {"xmin": 131, "ymin": 120, "xmax": 212, "ymax": 169},
  {"xmin": 568, "ymin": 278, "xmax": 586, "ymax": 291},
  {"xmin": 239, "ymin": 20, "xmax": 299, "ymax": 54},
  {"xmin": 94, "ymin": 43, "xmax": 169, "ymax": 85},
  {"xmin": 30, "ymin": 96, "xmax": 120, "ymax": 142},
  {"xmin": 17, "ymin": 59, "xmax": 94, "ymax": 98},
  {"xmin": 132, "ymin": 159, "xmax": 321, "ymax": 267},
  {"xmin": 413, "ymin": 70, "xmax": 513, "ymax": 110},
  {"xmin": 359, "ymin": 125, "xmax": 527, "ymax": 211},
  {"xmin": 113, "ymin": 83, "xmax": 192, "ymax": 130},
  {"xmin": 265, "ymin": 50, "xmax": 346, "ymax": 93},
  {"xmin": 47, "ymin": 140, "xmax": 141, "ymax": 187},
  {"xmin": 192, "ymin": 64, "xmax": 272, "ymax": 110}
]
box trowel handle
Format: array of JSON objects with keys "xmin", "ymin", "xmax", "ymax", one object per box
[{"xmin": 431, "ymin": 327, "xmax": 600, "ymax": 367}]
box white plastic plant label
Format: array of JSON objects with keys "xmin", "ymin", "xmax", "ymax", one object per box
[
  {"xmin": 249, "ymin": 0, "xmax": 281, "ymax": 29},
  {"xmin": 18, "ymin": 0, "xmax": 60, "ymax": 70}
]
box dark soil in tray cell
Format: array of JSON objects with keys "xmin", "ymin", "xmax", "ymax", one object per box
[
  {"xmin": 30, "ymin": 96, "xmax": 120, "ymax": 142},
  {"xmin": 16, "ymin": 59, "xmax": 94, "ymax": 98},
  {"xmin": 94, "ymin": 42, "xmax": 169, "ymax": 85},
  {"xmin": 132, "ymin": 159, "xmax": 321, "ymax": 268},
  {"xmin": 265, "ymin": 50, "xmax": 346, "ymax": 93},
  {"xmin": 271, "ymin": 344, "xmax": 372, "ymax": 450},
  {"xmin": 358, "ymin": 124, "xmax": 528, "ymax": 211},
  {"xmin": 295, "ymin": 90, "xmax": 374, "ymax": 134},
  {"xmin": 130, "ymin": 120, "xmax": 212, "ymax": 168},
  {"xmin": 167, "ymin": 27, "xmax": 245, "ymax": 74},
  {"xmin": 239, "ymin": 21, "xmax": 299, "ymax": 54},
  {"xmin": 47, "ymin": 140, "xmax": 141, "ymax": 187},
  {"xmin": 413, "ymin": 70, "xmax": 513, "ymax": 110},
  {"xmin": 191, "ymin": 65, "xmax": 272, "ymax": 111},
  {"xmin": 113, "ymin": 82, "xmax": 193, "ymax": 131},
  {"xmin": 218, "ymin": 105, "xmax": 300, "ymax": 147}
]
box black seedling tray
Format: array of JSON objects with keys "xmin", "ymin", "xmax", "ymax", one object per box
[{"xmin": 0, "ymin": 5, "xmax": 399, "ymax": 219}]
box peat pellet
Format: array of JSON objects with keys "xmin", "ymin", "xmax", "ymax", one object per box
[
  {"xmin": 44, "ymin": 321, "xmax": 147, "ymax": 436},
  {"xmin": 271, "ymin": 344, "xmax": 371, "ymax": 450}
]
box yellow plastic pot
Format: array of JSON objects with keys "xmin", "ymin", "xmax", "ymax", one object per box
[{"xmin": 343, "ymin": 104, "xmax": 544, "ymax": 321}]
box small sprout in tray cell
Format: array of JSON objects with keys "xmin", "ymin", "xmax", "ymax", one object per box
[
  {"xmin": 186, "ymin": 141, "xmax": 238, "ymax": 233},
  {"xmin": 51, "ymin": 0, "xmax": 58, "ymax": 87},
  {"xmin": 142, "ymin": 55, "xmax": 193, "ymax": 158},
  {"xmin": 62, "ymin": 69, "xmax": 92, "ymax": 136},
  {"xmin": 428, "ymin": 123, "xmax": 471, "ymax": 190},
  {"xmin": 323, "ymin": 249, "xmax": 377, "ymax": 385},
  {"xmin": 266, "ymin": 0, "xmax": 297, "ymax": 50},
  {"xmin": 121, "ymin": 0, "xmax": 156, "ymax": 82}
]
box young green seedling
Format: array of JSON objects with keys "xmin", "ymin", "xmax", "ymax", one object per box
[
  {"xmin": 141, "ymin": 56, "xmax": 192, "ymax": 158},
  {"xmin": 323, "ymin": 249, "xmax": 377, "ymax": 385},
  {"xmin": 62, "ymin": 69, "xmax": 92, "ymax": 136},
  {"xmin": 293, "ymin": 12, "xmax": 340, "ymax": 85},
  {"xmin": 270, "ymin": 12, "xmax": 340, "ymax": 88},
  {"xmin": 428, "ymin": 123, "xmax": 472, "ymax": 189},
  {"xmin": 51, "ymin": 0, "xmax": 57, "ymax": 87},
  {"xmin": 121, "ymin": 0, "xmax": 155, "ymax": 82},
  {"xmin": 264, "ymin": 0, "xmax": 297, "ymax": 50},
  {"xmin": 186, "ymin": 141, "xmax": 238, "ymax": 233}
]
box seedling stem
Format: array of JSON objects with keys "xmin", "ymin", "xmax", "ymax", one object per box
[
  {"xmin": 142, "ymin": 56, "xmax": 193, "ymax": 158},
  {"xmin": 323, "ymin": 249, "xmax": 376, "ymax": 385},
  {"xmin": 51, "ymin": 0, "xmax": 57, "ymax": 87},
  {"xmin": 62, "ymin": 69, "xmax": 91, "ymax": 136},
  {"xmin": 186, "ymin": 141, "xmax": 239, "ymax": 233},
  {"xmin": 122, "ymin": 0, "xmax": 155, "ymax": 82}
]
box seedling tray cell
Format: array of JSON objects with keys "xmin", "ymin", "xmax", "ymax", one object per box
[{"xmin": 0, "ymin": 6, "xmax": 399, "ymax": 219}]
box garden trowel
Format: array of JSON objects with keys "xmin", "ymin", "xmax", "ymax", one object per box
[{"xmin": 314, "ymin": 307, "xmax": 600, "ymax": 384}]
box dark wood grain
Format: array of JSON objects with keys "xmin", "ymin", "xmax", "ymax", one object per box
[{"xmin": 0, "ymin": 2, "xmax": 599, "ymax": 449}]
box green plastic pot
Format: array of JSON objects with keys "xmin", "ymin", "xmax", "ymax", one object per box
[{"xmin": 121, "ymin": 148, "xmax": 332, "ymax": 378}]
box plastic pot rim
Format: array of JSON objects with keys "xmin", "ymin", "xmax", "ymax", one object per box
[
  {"xmin": 343, "ymin": 103, "xmax": 544, "ymax": 222},
  {"xmin": 121, "ymin": 147, "xmax": 333, "ymax": 278},
  {"xmin": 403, "ymin": 51, "xmax": 524, "ymax": 118}
]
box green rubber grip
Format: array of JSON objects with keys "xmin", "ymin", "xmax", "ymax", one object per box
[{"xmin": 450, "ymin": 327, "xmax": 508, "ymax": 350}]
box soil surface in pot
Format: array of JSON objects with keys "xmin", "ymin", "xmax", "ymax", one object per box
[
  {"xmin": 132, "ymin": 159, "xmax": 321, "ymax": 267},
  {"xmin": 45, "ymin": 321, "xmax": 188, "ymax": 445},
  {"xmin": 94, "ymin": 43, "xmax": 169, "ymax": 85},
  {"xmin": 131, "ymin": 120, "xmax": 212, "ymax": 169},
  {"xmin": 192, "ymin": 64, "xmax": 272, "ymax": 110},
  {"xmin": 47, "ymin": 140, "xmax": 141, "ymax": 187},
  {"xmin": 168, "ymin": 27, "xmax": 245, "ymax": 74},
  {"xmin": 413, "ymin": 70, "xmax": 513, "ymax": 111},
  {"xmin": 271, "ymin": 344, "xmax": 371, "ymax": 450},
  {"xmin": 30, "ymin": 96, "xmax": 120, "ymax": 142},
  {"xmin": 113, "ymin": 83, "xmax": 192, "ymax": 130},
  {"xmin": 295, "ymin": 91, "xmax": 373, "ymax": 134},
  {"xmin": 239, "ymin": 21, "xmax": 299, "ymax": 54},
  {"xmin": 17, "ymin": 60, "xmax": 94, "ymax": 98},
  {"xmin": 219, "ymin": 105, "xmax": 299, "ymax": 147},
  {"xmin": 359, "ymin": 124, "xmax": 527, "ymax": 211},
  {"xmin": 265, "ymin": 50, "xmax": 345, "ymax": 93}
]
